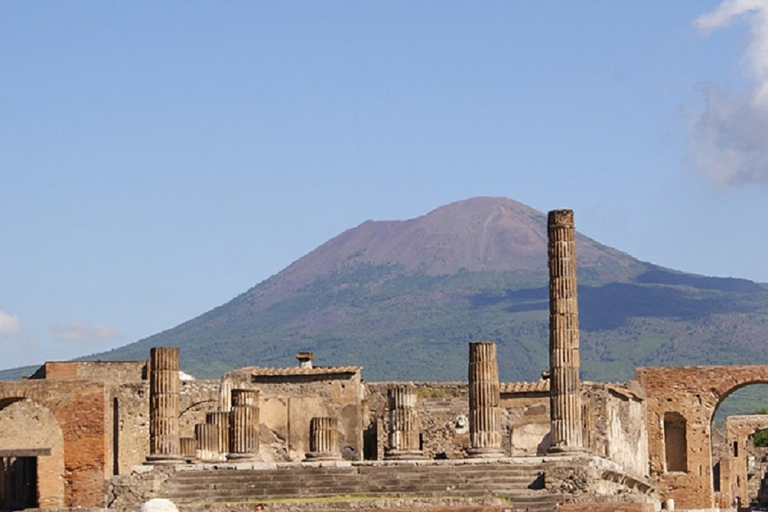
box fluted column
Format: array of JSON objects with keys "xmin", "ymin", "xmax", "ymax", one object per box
[
  {"xmin": 468, "ymin": 341, "xmax": 504, "ymax": 458},
  {"xmin": 227, "ymin": 389, "xmax": 259, "ymax": 461},
  {"xmin": 146, "ymin": 346, "xmax": 183, "ymax": 464},
  {"xmin": 195, "ymin": 423, "xmax": 219, "ymax": 462},
  {"xmin": 385, "ymin": 384, "xmax": 424, "ymax": 460},
  {"xmin": 304, "ymin": 417, "xmax": 342, "ymax": 461},
  {"xmin": 218, "ymin": 379, "xmax": 232, "ymax": 412},
  {"xmin": 180, "ymin": 437, "xmax": 197, "ymax": 460},
  {"xmin": 547, "ymin": 209, "xmax": 584, "ymax": 453},
  {"xmin": 206, "ymin": 411, "xmax": 230, "ymax": 461}
]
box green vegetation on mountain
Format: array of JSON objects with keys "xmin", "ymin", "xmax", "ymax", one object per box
[
  {"xmin": 4, "ymin": 197, "xmax": 768, "ymax": 388},
  {"xmin": 75, "ymin": 197, "xmax": 768, "ymax": 384}
]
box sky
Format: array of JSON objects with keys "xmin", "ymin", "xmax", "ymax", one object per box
[{"xmin": 2, "ymin": 1, "xmax": 768, "ymax": 370}]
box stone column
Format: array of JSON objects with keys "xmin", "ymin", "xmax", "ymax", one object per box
[
  {"xmin": 385, "ymin": 384, "xmax": 424, "ymax": 460},
  {"xmin": 468, "ymin": 341, "xmax": 504, "ymax": 458},
  {"xmin": 146, "ymin": 346, "xmax": 183, "ymax": 464},
  {"xmin": 206, "ymin": 411, "xmax": 230, "ymax": 460},
  {"xmin": 547, "ymin": 209, "xmax": 583, "ymax": 453},
  {"xmin": 218, "ymin": 379, "xmax": 232, "ymax": 412},
  {"xmin": 305, "ymin": 417, "xmax": 342, "ymax": 461},
  {"xmin": 227, "ymin": 389, "xmax": 259, "ymax": 461},
  {"xmin": 195, "ymin": 423, "xmax": 219, "ymax": 462},
  {"xmin": 180, "ymin": 437, "xmax": 197, "ymax": 460}
]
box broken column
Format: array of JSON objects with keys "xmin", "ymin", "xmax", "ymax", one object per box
[
  {"xmin": 547, "ymin": 209, "xmax": 584, "ymax": 453},
  {"xmin": 180, "ymin": 437, "xmax": 197, "ymax": 460},
  {"xmin": 195, "ymin": 423, "xmax": 219, "ymax": 462},
  {"xmin": 146, "ymin": 346, "xmax": 183, "ymax": 464},
  {"xmin": 468, "ymin": 341, "xmax": 504, "ymax": 458},
  {"xmin": 305, "ymin": 417, "xmax": 342, "ymax": 461},
  {"xmin": 385, "ymin": 384, "xmax": 424, "ymax": 460},
  {"xmin": 227, "ymin": 389, "xmax": 259, "ymax": 461},
  {"xmin": 206, "ymin": 411, "xmax": 230, "ymax": 461}
]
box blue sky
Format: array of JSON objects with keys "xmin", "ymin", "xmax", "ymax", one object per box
[{"xmin": 2, "ymin": 1, "xmax": 768, "ymax": 370}]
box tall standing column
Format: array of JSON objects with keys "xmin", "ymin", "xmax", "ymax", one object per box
[
  {"xmin": 385, "ymin": 384, "xmax": 424, "ymax": 460},
  {"xmin": 304, "ymin": 417, "xmax": 342, "ymax": 461},
  {"xmin": 468, "ymin": 341, "xmax": 504, "ymax": 458},
  {"xmin": 547, "ymin": 209, "xmax": 584, "ymax": 453},
  {"xmin": 227, "ymin": 389, "xmax": 259, "ymax": 461},
  {"xmin": 146, "ymin": 346, "xmax": 183, "ymax": 464}
]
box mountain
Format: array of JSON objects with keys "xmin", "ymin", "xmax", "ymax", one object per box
[{"xmin": 27, "ymin": 197, "xmax": 768, "ymax": 382}]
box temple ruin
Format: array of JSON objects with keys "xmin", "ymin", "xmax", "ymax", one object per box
[{"xmin": 0, "ymin": 209, "xmax": 765, "ymax": 511}]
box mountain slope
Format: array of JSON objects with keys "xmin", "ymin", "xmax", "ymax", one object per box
[{"xmin": 76, "ymin": 196, "xmax": 768, "ymax": 382}]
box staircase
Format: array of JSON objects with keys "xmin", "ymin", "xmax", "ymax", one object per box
[{"xmin": 156, "ymin": 461, "xmax": 564, "ymax": 510}]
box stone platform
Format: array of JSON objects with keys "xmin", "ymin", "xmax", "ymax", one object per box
[{"xmin": 108, "ymin": 456, "xmax": 658, "ymax": 512}]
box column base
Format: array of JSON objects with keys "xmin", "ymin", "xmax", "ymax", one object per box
[
  {"xmin": 466, "ymin": 447, "xmax": 505, "ymax": 459},
  {"xmin": 384, "ymin": 449, "xmax": 426, "ymax": 461},
  {"xmin": 547, "ymin": 445, "xmax": 588, "ymax": 456},
  {"xmin": 303, "ymin": 451, "xmax": 342, "ymax": 462},
  {"xmin": 226, "ymin": 452, "xmax": 259, "ymax": 462},
  {"xmin": 144, "ymin": 454, "xmax": 185, "ymax": 465}
]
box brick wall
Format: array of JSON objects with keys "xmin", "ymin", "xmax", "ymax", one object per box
[
  {"xmin": 0, "ymin": 380, "xmax": 108, "ymax": 508},
  {"xmin": 637, "ymin": 364, "xmax": 768, "ymax": 509}
]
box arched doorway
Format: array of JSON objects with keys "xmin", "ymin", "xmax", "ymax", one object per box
[
  {"xmin": 638, "ymin": 364, "xmax": 768, "ymax": 509},
  {"xmin": 0, "ymin": 398, "xmax": 64, "ymax": 509}
]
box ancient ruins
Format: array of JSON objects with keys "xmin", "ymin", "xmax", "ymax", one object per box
[{"xmin": 1, "ymin": 209, "xmax": 767, "ymax": 511}]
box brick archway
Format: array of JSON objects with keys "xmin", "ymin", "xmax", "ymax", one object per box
[
  {"xmin": 0, "ymin": 397, "xmax": 65, "ymax": 508},
  {"xmin": 0, "ymin": 380, "xmax": 108, "ymax": 508},
  {"xmin": 637, "ymin": 365, "xmax": 768, "ymax": 510}
]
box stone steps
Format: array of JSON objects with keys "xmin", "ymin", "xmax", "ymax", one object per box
[{"xmin": 158, "ymin": 462, "xmax": 558, "ymax": 509}]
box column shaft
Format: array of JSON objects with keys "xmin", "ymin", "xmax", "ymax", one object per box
[
  {"xmin": 206, "ymin": 411, "xmax": 230, "ymax": 460},
  {"xmin": 547, "ymin": 209, "xmax": 583, "ymax": 453},
  {"xmin": 385, "ymin": 385, "xmax": 424, "ymax": 459},
  {"xmin": 195, "ymin": 423, "xmax": 218, "ymax": 462},
  {"xmin": 227, "ymin": 389, "xmax": 259, "ymax": 461},
  {"xmin": 468, "ymin": 341, "xmax": 504, "ymax": 457},
  {"xmin": 146, "ymin": 346, "xmax": 183, "ymax": 464},
  {"xmin": 305, "ymin": 417, "xmax": 342, "ymax": 461}
]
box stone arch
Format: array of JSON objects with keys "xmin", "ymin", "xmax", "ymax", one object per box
[
  {"xmin": 0, "ymin": 397, "xmax": 65, "ymax": 508},
  {"xmin": 711, "ymin": 369, "xmax": 768, "ymax": 415},
  {"xmin": 638, "ymin": 365, "xmax": 768, "ymax": 510}
]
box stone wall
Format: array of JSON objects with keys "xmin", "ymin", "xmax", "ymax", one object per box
[
  {"xmin": 583, "ymin": 382, "xmax": 647, "ymax": 479},
  {"xmin": 32, "ymin": 361, "xmax": 147, "ymax": 383},
  {"xmin": 225, "ymin": 368, "xmax": 364, "ymax": 461},
  {"xmin": 366, "ymin": 380, "xmax": 646, "ymax": 477},
  {"xmin": 0, "ymin": 398, "xmax": 64, "ymax": 508}
]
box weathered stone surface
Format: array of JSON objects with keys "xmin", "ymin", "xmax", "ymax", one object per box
[
  {"xmin": 547, "ymin": 209, "xmax": 582, "ymax": 454},
  {"xmin": 467, "ymin": 342, "xmax": 503, "ymax": 458},
  {"xmin": 147, "ymin": 347, "xmax": 182, "ymax": 463},
  {"xmin": 385, "ymin": 384, "xmax": 424, "ymax": 459}
]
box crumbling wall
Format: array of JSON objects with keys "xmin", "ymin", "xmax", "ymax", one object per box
[
  {"xmin": 114, "ymin": 382, "xmax": 149, "ymax": 473},
  {"xmin": 0, "ymin": 380, "xmax": 108, "ymax": 508},
  {"xmin": 582, "ymin": 382, "xmax": 647, "ymax": 479},
  {"xmin": 0, "ymin": 398, "xmax": 65, "ymax": 508},
  {"xmin": 224, "ymin": 368, "xmax": 364, "ymax": 461},
  {"xmin": 33, "ymin": 361, "xmax": 146, "ymax": 382}
]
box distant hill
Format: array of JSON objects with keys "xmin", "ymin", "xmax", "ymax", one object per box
[{"xmin": 5, "ymin": 197, "xmax": 768, "ymax": 384}]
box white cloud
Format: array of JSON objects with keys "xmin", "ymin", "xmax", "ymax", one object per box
[
  {"xmin": 690, "ymin": 0, "xmax": 768, "ymax": 186},
  {"xmin": 48, "ymin": 321, "xmax": 121, "ymax": 344},
  {"xmin": 0, "ymin": 310, "xmax": 24, "ymax": 338}
]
